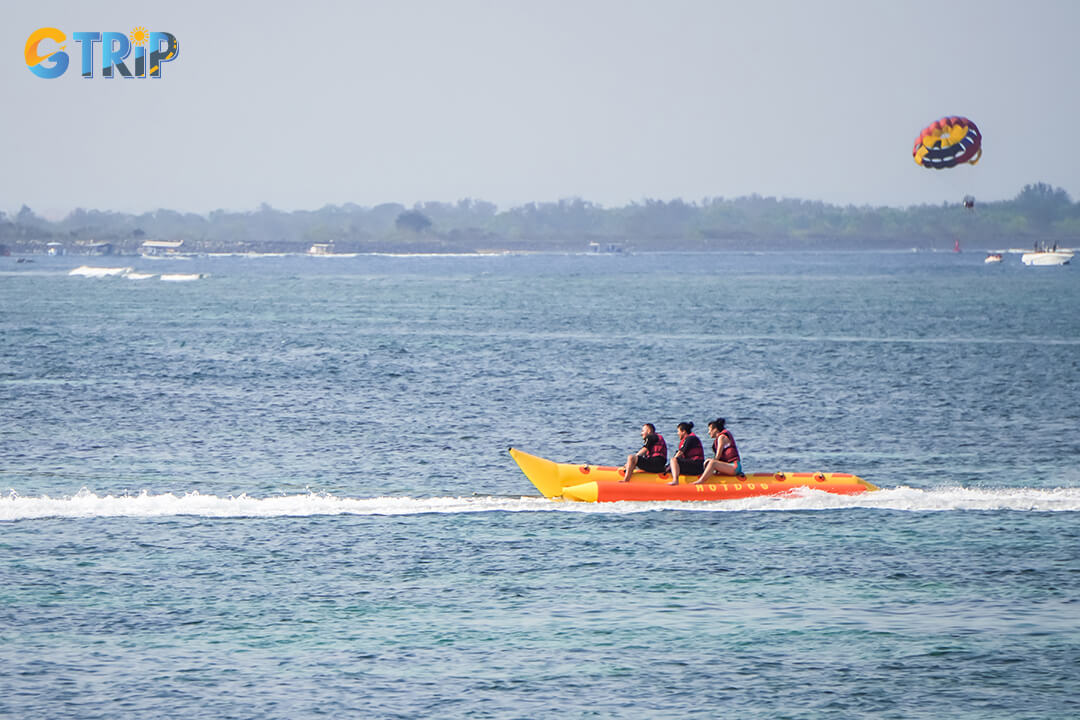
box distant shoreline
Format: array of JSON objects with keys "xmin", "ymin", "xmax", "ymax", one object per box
[
  {"xmin": 4, "ymin": 246, "xmax": 1062, "ymax": 259},
  {"xmin": 1, "ymin": 182, "xmax": 1075, "ymax": 256}
]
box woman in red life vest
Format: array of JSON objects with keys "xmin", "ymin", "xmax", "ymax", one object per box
[
  {"xmin": 618, "ymin": 423, "xmax": 667, "ymax": 482},
  {"xmin": 666, "ymin": 421, "xmax": 705, "ymax": 485},
  {"xmin": 695, "ymin": 418, "xmax": 745, "ymax": 484}
]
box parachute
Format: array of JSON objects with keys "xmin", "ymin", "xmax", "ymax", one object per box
[{"xmin": 913, "ymin": 116, "xmax": 982, "ymax": 169}]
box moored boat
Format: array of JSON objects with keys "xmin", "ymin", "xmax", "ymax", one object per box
[{"xmin": 508, "ymin": 447, "xmax": 878, "ymax": 502}]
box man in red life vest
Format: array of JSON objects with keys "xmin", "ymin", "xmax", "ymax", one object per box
[
  {"xmin": 667, "ymin": 421, "xmax": 706, "ymax": 485},
  {"xmin": 618, "ymin": 423, "xmax": 668, "ymax": 482}
]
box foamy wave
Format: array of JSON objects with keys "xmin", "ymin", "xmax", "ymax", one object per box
[
  {"xmin": 682, "ymin": 485, "xmax": 1080, "ymax": 513},
  {"xmin": 68, "ymin": 267, "xmax": 205, "ymax": 281},
  {"xmin": 3, "ymin": 486, "xmax": 1079, "ymax": 521},
  {"xmin": 69, "ymin": 265, "xmax": 133, "ymax": 277},
  {"xmin": 361, "ymin": 251, "xmax": 520, "ymax": 258},
  {"xmin": 0, "ymin": 490, "xmax": 557, "ymax": 521}
]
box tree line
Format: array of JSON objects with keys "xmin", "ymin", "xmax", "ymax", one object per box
[{"xmin": 1, "ymin": 182, "xmax": 1077, "ymax": 255}]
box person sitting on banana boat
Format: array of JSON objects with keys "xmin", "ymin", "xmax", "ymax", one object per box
[
  {"xmin": 695, "ymin": 418, "xmax": 746, "ymax": 483},
  {"xmin": 666, "ymin": 421, "xmax": 705, "ymax": 485},
  {"xmin": 618, "ymin": 423, "xmax": 667, "ymax": 482}
]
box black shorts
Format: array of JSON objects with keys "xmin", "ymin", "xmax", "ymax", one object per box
[
  {"xmin": 637, "ymin": 455, "xmax": 667, "ymax": 474},
  {"xmin": 669, "ymin": 458, "xmax": 704, "ymax": 476}
]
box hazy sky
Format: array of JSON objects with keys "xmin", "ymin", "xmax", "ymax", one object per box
[{"xmin": 4, "ymin": 0, "xmax": 1079, "ymax": 217}]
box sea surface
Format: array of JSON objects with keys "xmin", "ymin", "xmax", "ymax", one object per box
[{"xmin": 2, "ymin": 251, "xmax": 1078, "ymax": 719}]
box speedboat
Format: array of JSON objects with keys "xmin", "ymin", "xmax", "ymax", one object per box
[
  {"xmin": 984, "ymin": 253, "xmax": 1003, "ymax": 263},
  {"xmin": 1021, "ymin": 245, "xmax": 1073, "ymax": 266}
]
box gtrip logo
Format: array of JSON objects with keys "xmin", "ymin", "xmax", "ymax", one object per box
[{"xmin": 26, "ymin": 27, "xmax": 179, "ymax": 79}]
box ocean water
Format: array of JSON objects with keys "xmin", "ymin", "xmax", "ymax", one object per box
[{"xmin": 1, "ymin": 251, "xmax": 1077, "ymax": 719}]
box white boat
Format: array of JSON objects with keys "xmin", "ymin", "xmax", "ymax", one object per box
[
  {"xmin": 307, "ymin": 243, "xmax": 358, "ymax": 258},
  {"xmin": 1021, "ymin": 247, "xmax": 1073, "ymax": 266},
  {"xmin": 587, "ymin": 241, "xmax": 625, "ymax": 254},
  {"xmin": 140, "ymin": 239, "xmax": 190, "ymax": 259},
  {"xmin": 984, "ymin": 253, "xmax": 1003, "ymax": 263}
]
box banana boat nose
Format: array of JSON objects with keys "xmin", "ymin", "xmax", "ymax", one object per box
[{"xmin": 508, "ymin": 447, "xmax": 566, "ymax": 498}]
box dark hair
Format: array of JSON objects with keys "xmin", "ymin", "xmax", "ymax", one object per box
[
  {"xmin": 643, "ymin": 422, "xmax": 656, "ymax": 433},
  {"xmin": 708, "ymin": 418, "xmax": 726, "ymax": 432},
  {"xmin": 677, "ymin": 422, "xmax": 694, "ymax": 433}
]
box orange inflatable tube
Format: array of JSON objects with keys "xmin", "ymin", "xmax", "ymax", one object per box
[{"xmin": 562, "ymin": 476, "xmax": 876, "ymax": 502}]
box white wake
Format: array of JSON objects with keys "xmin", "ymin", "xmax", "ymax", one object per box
[{"xmin": 3, "ymin": 486, "xmax": 1080, "ymax": 521}]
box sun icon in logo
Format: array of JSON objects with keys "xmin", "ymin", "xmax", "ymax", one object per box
[{"xmin": 129, "ymin": 26, "xmax": 150, "ymax": 46}]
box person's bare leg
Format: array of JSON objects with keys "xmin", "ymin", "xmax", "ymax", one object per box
[
  {"xmin": 695, "ymin": 460, "xmax": 738, "ymax": 484},
  {"xmin": 695, "ymin": 462, "xmax": 738, "ymax": 483},
  {"xmin": 667, "ymin": 456, "xmax": 681, "ymax": 485}
]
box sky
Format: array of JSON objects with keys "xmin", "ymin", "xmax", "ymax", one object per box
[{"xmin": 3, "ymin": 0, "xmax": 1079, "ymax": 217}]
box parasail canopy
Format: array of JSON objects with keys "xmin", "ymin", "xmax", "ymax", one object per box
[{"xmin": 913, "ymin": 116, "xmax": 982, "ymax": 169}]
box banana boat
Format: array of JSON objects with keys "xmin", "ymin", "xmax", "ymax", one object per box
[{"xmin": 508, "ymin": 447, "xmax": 878, "ymax": 502}]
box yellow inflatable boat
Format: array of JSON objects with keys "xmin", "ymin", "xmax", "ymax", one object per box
[{"xmin": 508, "ymin": 447, "xmax": 878, "ymax": 503}]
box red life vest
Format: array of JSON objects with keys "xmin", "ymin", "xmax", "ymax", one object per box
[
  {"xmin": 679, "ymin": 433, "xmax": 705, "ymax": 462},
  {"xmin": 643, "ymin": 433, "xmax": 667, "ymax": 460},
  {"xmin": 713, "ymin": 429, "xmax": 740, "ymax": 464}
]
